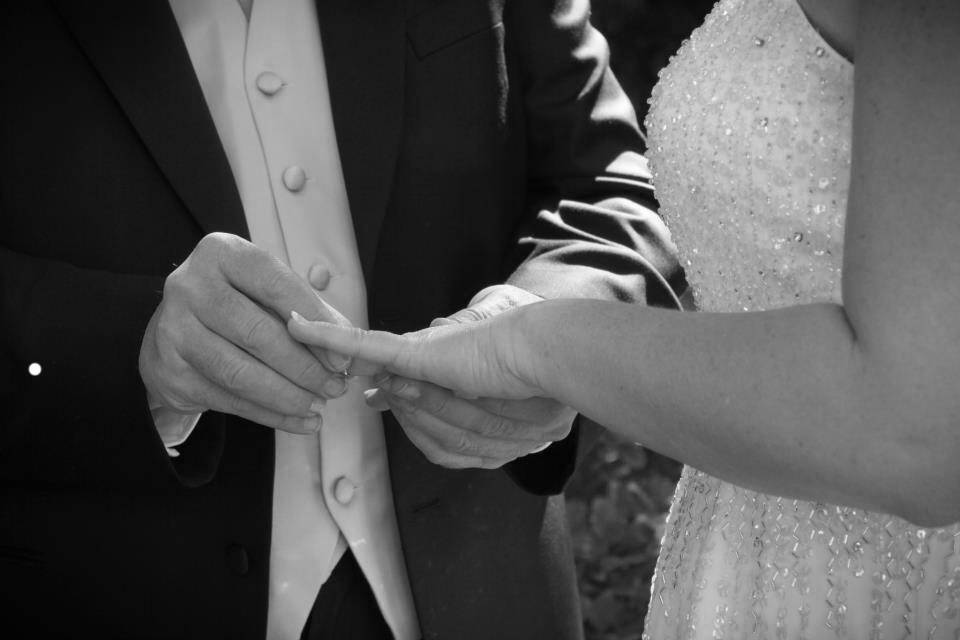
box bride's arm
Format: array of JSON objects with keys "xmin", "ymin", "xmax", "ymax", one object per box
[
  {"xmin": 522, "ymin": 0, "xmax": 960, "ymax": 527},
  {"xmin": 290, "ymin": 0, "xmax": 960, "ymax": 527}
]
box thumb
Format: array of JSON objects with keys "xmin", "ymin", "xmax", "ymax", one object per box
[{"xmin": 431, "ymin": 293, "xmax": 513, "ymax": 327}]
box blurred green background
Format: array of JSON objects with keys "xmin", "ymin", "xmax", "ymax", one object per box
[{"xmin": 565, "ymin": 2, "xmax": 713, "ymax": 638}]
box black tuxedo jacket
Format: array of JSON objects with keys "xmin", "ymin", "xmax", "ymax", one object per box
[{"xmin": 0, "ymin": 1, "xmax": 683, "ymax": 638}]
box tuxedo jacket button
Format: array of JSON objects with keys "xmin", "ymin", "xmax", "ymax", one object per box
[{"xmin": 225, "ymin": 543, "xmax": 249, "ymax": 576}]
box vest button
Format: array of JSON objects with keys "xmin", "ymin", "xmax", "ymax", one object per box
[
  {"xmin": 255, "ymin": 71, "xmax": 284, "ymax": 96},
  {"xmin": 333, "ymin": 476, "xmax": 356, "ymax": 505},
  {"xmin": 308, "ymin": 263, "xmax": 331, "ymax": 291},
  {"xmin": 282, "ymin": 165, "xmax": 307, "ymax": 192}
]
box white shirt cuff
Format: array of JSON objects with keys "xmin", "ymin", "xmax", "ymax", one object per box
[{"xmin": 148, "ymin": 392, "xmax": 202, "ymax": 458}]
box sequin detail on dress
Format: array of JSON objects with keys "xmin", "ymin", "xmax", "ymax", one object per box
[{"xmin": 642, "ymin": 0, "xmax": 960, "ymax": 637}]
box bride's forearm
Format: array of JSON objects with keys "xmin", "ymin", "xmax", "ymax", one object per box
[{"xmin": 518, "ymin": 299, "xmax": 959, "ymax": 526}]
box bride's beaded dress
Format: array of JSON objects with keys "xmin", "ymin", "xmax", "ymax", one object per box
[{"xmin": 642, "ymin": 0, "xmax": 960, "ymax": 637}]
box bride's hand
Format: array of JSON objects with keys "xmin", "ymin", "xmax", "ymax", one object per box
[{"xmin": 287, "ymin": 305, "xmax": 543, "ymax": 402}]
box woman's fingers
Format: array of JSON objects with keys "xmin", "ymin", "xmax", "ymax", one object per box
[
  {"xmin": 288, "ymin": 312, "xmax": 414, "ymax": 371},
  {"xmin": 384, "ymin": 394, "xmax": 511, "ymax": 469}
]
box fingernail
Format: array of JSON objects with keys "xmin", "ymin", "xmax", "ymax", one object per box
[
  {"xmin": 304, "ymin": 415, "xmax": 322, "ymax": 432},
  {"xmin": 390, "ymin": 379, "xmax": 420, "ymax": 400},
  {"xmin": 291, "ymin": 310, "xmax": 307, "ymax": 323},
  {"xmin": 323, "ymin": 376, "xmax": 348, "ymax": 397},
  {"xmin": 364, "ymin": 388, "xmax": 390, "ymax": 411},
  {"xmin": 310, "ymin": 398, "xmax": 326, "ymax": 414}
]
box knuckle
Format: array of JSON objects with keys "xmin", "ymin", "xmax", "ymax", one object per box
[
  {"xmin": 203, "ymin": 232, "xmax": 247, "ymax": 273},
  {"xmin": 297, "ymin": 357, "xmax": 329, "ymax": 386},
  {"xmin": 276, "ymin": 415, "xmax": 303, "ymax": 433},
  {"xmin": 199, "ymin": 231, "xmax": 234, "ymax": 253},
  {"xmin": 427, "ymin": 392, "xmax": 449, "ymax": 415},
  {"xmin": 487, "ymin": 416, "xmax": 512, "ymax": 437},
  {"xmin": 239, "ymin": 315, "xmax": 274, "ymax": 352},
  {"xmin": 154, "ymin": 311, "xmax": 184, "ymax": 350},
  {"xmin": 161, "ymin": 268, "xmax": 190, "ymax": 301},
  {"xmin": 461, "ymin": 307, "xmax": 486, "ymax": 323},
  {"xmin": 452, "ymin": 432, "xmax": 474, "ymax": 454},
  {"xmin": 259, "ymin": 267, "xmax": 301, "ymax": 308},
  {"xmin": 223, "ymin": 392, "xmax": 246, "ymax": 415},
  {"xmin": 219, "ymin": 356, "xmax": 251, "ymax": 392}
]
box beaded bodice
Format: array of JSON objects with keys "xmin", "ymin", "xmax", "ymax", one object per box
[
  {"xmin": 642, "ymin": 0, "xmax": 960, "ymax": 638},
  {"xmin": 647, "ymin": 0, "xmax": 850, "ymax": 314}
]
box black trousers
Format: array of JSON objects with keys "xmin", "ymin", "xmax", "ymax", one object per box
[{"xmin": 299, "ymin": 550, "xmax": 394, "ymax": 640}]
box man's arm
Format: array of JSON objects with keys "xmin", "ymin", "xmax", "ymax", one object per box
[
  {"xmin": 359, "ymin": 1, "xmax": 684, "ymax": 496},
  {"xmin": 1, "ymin": 233, "xmax": 352, "ymax": 490},
  {"xmin": 500, "ymin": 0, "xmax": 684, "ymax": 493},
  {"xmin": 504, "ymin": 0, "xmax": 684, "ymax": 308},
  {"xmin": 0, "ymin": 246, "xmax": 224, "ymax": 489}
]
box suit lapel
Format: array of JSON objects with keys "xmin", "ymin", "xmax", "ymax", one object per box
[
  {"xmin": 317, "ymin": 0, "xmax": 406, "ymax": 280},
  {"xmin": 51, "ymin": 0, "xmax": 248, "ymax": 238}
]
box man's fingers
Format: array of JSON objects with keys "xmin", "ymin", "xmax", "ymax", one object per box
[
  {"xmin": 193, "ymin": 288, "xmax": 344, "ymax": 398},
  {"xmin": 160, "ymin": 367, "xmax": 322, "ymax": 435},
  {"xmin": 205, "ymin": 234, "xmax": 354, "ymax": 373},
  {"xmin": 211, "ymin": 234, "xmax": 317, "ymax": 320},
  {"xmin": 199, "ymin": 380, "xmax": 323, "ymax": 435},
  {"xmin": 183, "ymin": 323, "xmax": 325, "ymax": 417}
]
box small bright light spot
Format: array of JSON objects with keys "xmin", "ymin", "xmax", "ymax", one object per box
[{"xmin": 28, "ymin": 362, "xmax": 42, "ymax": 376}]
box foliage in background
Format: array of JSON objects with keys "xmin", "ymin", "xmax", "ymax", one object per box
[{"xmin": 564, "ymin": 2, "xmax": 713, "ymax": 638}]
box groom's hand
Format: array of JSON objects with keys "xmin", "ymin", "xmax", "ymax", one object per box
[
  {"xmin": 368, "ymin": 285, "xmax": 576, "ymax": 469},
  {"xmin": 139, "ymin": 233, "xmax": 352, "ymax": 434}
]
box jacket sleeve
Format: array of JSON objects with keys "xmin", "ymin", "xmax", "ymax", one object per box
[
  {"xmin": 0, "ymin": 246, "xmax": 225, "ymax": 490},
  {"xmin": 501, "ymin": 0, "xmax": 686, "ymax": 495}
]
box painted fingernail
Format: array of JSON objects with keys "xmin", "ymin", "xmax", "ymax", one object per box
[
  {"xmin": 364, "ymin": 388, "xmax": 390, "ymax": 411},
  {"xmin": 304, "ymin": 415, "xmax": 322, "ymax": 432},
  {"xmin": 310, "ymin": 398, "xmax": 326, "ymax": 414},
  {"xmin": 323, "ymin": 376, "xmax": 348, "ymax": 397}
]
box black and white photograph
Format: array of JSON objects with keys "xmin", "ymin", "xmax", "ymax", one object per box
[{"xmin": 1, "ymin": 0, "xmax": 958, "ymax": 638}]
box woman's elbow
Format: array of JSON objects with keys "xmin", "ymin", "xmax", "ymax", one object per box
[{"xmin": 886, "ymin": 463, "xmax": 960, "ymax": 528}]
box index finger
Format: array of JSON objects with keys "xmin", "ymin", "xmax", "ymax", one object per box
[
  {"xmin": 213, "ymin": 237, "xmax": 352, "ymax": 371},
  {"xmin": 288, "ymin": 312, "xmax": 415, "ymax": 375},
  {"xmin": 215, "ymin": 236, "xmax": 343, "ymax": 328}
]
